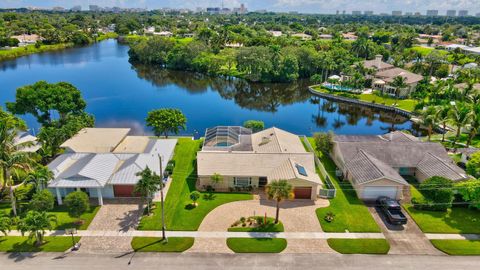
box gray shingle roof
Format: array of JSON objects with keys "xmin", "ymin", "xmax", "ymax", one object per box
[{"xmin": 416, "ymin": 153, "xmax": 469, "ymax": 181}]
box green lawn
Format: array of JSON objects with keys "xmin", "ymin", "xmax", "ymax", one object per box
[
  {"xmin": 308, "ymin": 138, "xmax": 380, "ymax": 233},
  {"xmin": 228, "ymin": 217, "xmax": 284, "ymax": 232},
  {"xmin": 226, "ymin": 238, "xmax": 287, "ymax": 253},
  {"xmin": 131, "ymin": 237, "xmax": 194, "ymax": 252},
  {"xmin": 0, "ymin": 202, "xmax": 100, "ymax": 230},
  {"xmin": 137, "ymin": 138, "xmax": 252, "ymax": 231},
  {"xmin": 0, "ymin": 43, "xmax": 73, "ymax": 61},
  {"xmin": 327, "ymin": 239, "xmax": 390, "ymax": 254},
  {"xmin": 404, "ymin": 184, "xmax": 480, "ymax": 234},
  {"xmin": 0, "ymin": 236, "xmax": 80, "ymax": 252},
  {"xmin": 430, "ymin": 240, "xmax": 480, "ymax": 255}
]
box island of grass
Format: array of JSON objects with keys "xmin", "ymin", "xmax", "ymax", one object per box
[
  {"xmin": 226, "ymin": 238, "xmax": 287, "ymax": 253},
  {"xmin": 228, "ymin": 216, "xmax": 284, "ymax": 232},
  {"xmin": 307, "ymin": 138, "xmax": 380, "ymax": 233},
  {"xmin": 430, "ymin": 240, "xmax": 480, "ymax": 256},
  {"xmin": 131, "ymin": 237, "xmax": 194, "ymax": 252},
  {"xmin": 327, "ymin": 239, "xmax": 390, "ymax": 254},
  {"xmin": 137, "ymin": 138, "xmax": 252, "ymax": 231},
  {"xmin": 0, "ymin": 236, "xmax": 80, "ymax": 252}
]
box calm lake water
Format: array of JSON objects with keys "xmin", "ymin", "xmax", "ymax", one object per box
[{"xmin": 0, "ymin": 39, "xmax": 421, "ymax": 136}]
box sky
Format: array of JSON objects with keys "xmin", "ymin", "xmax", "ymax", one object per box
[{"xmin": 0, "ymin": 0, "xmax": 479, "ymax": 14}]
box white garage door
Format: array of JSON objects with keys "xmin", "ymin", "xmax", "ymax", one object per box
[{"xmin": 362, "ymin": 186, "xmax": 398, "ymax": 200}]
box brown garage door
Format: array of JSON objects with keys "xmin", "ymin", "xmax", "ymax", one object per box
[
  {"xmin": 294, "ymin": 187, "xmax": 312, "ymax": 199},
  {"xmin": 113, "ymin": 185, "xmax": 137, "ymax": 197}
]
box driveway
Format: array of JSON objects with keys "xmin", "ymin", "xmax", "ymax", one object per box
[
  {"xmin": 367, "ymin": 206, "xmax": 443, "ymax": 255},
  {"xmin": 79, "ymin": 199, "xmax": 143, "ymax": 254}
]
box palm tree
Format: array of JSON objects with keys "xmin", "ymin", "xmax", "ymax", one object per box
[
  {"xmin": 210, "ymin": 173, "xmax": 223, "ymax": 190},
  {"xmin": 435, "ymin": 105, "xmax": 451, "ymax": 142},
  {"xmin": 18, "ymin": 210, "xmax": 57, "ymax": 246},
  {"xmin": 466, "ymin": 105, "xmax": 480, "ymax": 148},
  {"xmin": 390, "ymin": 76, "xmax": 407, "ymax": 98},
  {"xmin": 421, "ymin": 106, "xmax": 438, "ymax": 141},
  {"xmin": 265, "ymin": 180, "xmax": 294, "ymax": 224},
  {"xmin": 134, "ymin": 167, "xmax": 162, "ymax": 215},
  {"xmin": 0, "ymin": 116, "xmax": 34, "ymax": 216},
  {"xmin": 27, "ymin": 165, "xmax": 54, "ymax": 192},
  {"xmin": 449, "ymin": 103, "xmax": 473, "ymax": 148}
]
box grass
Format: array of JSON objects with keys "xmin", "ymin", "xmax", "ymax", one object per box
[
  {"xmin": 0, "ymin": 236, "xmax": 80, "ymax": 252},
  {"xmin": 228, "ymin": 217, "xmax": 284, "ymax": 232},
  {"xmin": 0, "ymin": 202, "xmax": 100, "ymax": 230},
  {"xmin": 308, "ymin": 138, "xmax": 380, "ymax": 233},
  {"xmin": 131, "ymin": 237, "xmax": 194, "ymax": 252},
  {"xmin": 404, "ymin": 184, "xmax": 480, "ymax": 234},
  {"xmin": 96, "ymin": 32, "xmax": 119, "ymax": 42},
  {"xmin": 226, "ymin": 238, "xmax": 287, "ymax": 253},
  {"xmin": 0, "ymin": 43, "xmax": 73, "ymax": 62},
  {"xmin": 137, "ymin": 138, "xmax": 252, "ymax": 231},
  {"xmin": 327, "ymin": 239, "xmax": 390, "ymax": 254},
  {"xmin": 431, "ymin": 133, "xmax": 480, "ymax": 148},
  {"xmin": 430, "ymin": 240, "xmax": 480, "ymax": 255}
]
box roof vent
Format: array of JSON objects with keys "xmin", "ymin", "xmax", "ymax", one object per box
[{"xmin": 260, "ymin": 137, "xmax": 270, "ymax": 146}]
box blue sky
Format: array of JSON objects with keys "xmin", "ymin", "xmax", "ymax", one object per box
[{"xmin": 1, "ymin": 0, "xmax": 479, "ymax": 14}]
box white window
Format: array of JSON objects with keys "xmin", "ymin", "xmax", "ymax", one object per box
[{"xmin": 234, "ymin": 177, "xmax": 251, "ymax": 187}]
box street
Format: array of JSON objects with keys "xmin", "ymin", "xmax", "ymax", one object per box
[{"xmin": 1, "ymin": 252, "xmax": 480, "ymax": 270}]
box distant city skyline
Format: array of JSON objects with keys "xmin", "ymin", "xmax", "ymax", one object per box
[{"xmin": 1, "ymin": 0, "xmax": 479, "ymax": 14}]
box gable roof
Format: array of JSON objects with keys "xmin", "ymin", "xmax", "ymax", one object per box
[
  {"xmin": 363, "ymin": 59, "xmax": 393, "ymax": 70},
  {"xmin": 61, "ymin": 128, "xmax": 130, "ymax": 153},
  {"xmin": 267, "ymin": 158, "xmax": 322, "ymax": 185},
  {"xmin": 416, "ymin": 153, "xmax": 469, "ymax": 181},
  {"xmin": 251, "ymin": 127, "xmax": 306, "ymax": 153}
]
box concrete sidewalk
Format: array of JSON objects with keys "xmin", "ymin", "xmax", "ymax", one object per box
[{"xmin": 425, "ymin": 234, "xmax": 480, "ymax": 240}]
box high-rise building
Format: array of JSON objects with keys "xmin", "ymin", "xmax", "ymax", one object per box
[
  {"xmin": 458, "ymin": 10, "xmax": 468, "ymax": 16},
  {"xmin": 89, "ymin": 5, "xmax": 100, "ymax": 12},
  {"xmin": 71, "ymin": 5, "xmax": 81, "ymax": 12},
  {"xmin": 364, "ymin": 11, "xmax": 374, "ymax": 15},
  {"xmin": 52, "ymin": 6, "xmax": 65, "ymax": 11},
  {"xmin": 392, "ymin": 10, "xmax": 402, "ymax": 16},
  {"xmin": 405, "ymin": 12, "xmax": 413, "ymax": 16},
  {"xmin": 446, "ymin": 10, "xmax": 456, "ymax": 16},
  {"xmin": 352, "ymin": 11, "xmax": 362, "ymax": 15},
  {"xmin": 426, "ymin": 10, "xmax": 438, "ymax": 16},
  {"xmin": 476, "ymin": 12, "xmax": 480, "ymax": 17}
]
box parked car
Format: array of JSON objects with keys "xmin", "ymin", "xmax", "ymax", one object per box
[{"xmin": 376, "ymin": 196, "xmax": 407, "ymax": 225}]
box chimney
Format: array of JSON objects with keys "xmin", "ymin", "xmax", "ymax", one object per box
[{"xmin": 375, "ymin": 55, "xmax": 383, "ymax": 68}]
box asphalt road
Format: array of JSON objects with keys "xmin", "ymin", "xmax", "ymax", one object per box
[{"xmin": 1, "ymin": 252, "xmax": 480, "ymax": 270}]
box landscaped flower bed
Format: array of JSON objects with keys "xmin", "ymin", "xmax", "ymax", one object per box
[{"xmin": 228, "ymin": 216, "xmax": 284, "ymax": 232}]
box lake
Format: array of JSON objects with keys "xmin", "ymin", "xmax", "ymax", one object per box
[{"xmin": 0, "ymin": 39, "xmax": 422, "ymax": 136}]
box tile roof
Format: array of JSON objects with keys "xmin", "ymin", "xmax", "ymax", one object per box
[
  {"xmin": 375, "ymin": 67, "xmax": 424, "ymax": 84},
  {"xmin": 251, "ymin": 127, "xmax": 306, "ymax": 153},
  {"xmin": 416, "ymin": 153, "xmax": 469, "ymax": 181},
  {"xmin": 61, "ymin": 128, "xmax": 130, "ymax": 153}
]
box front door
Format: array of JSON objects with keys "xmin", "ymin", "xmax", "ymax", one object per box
[{"xmin": 259, "ymin": 177, "xmax": 268, "ymax": 187}]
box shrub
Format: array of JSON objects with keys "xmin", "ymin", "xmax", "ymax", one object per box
[
  {"xmin": 466, "ymin": 152, "xmax": 480, "ymax": 178},
  {"xmin": 190, "ymin": 191, "xmax": 200, "ymax": 206},
  {"xmin": 313, "ymin": 131, "xmax": 334, "ymax": 154},
  {"xmin": 416, "ymin": 176, "xmax": 454, "ymax": 211},
  {"xmin": 64, "ymin": 191, "xmax": 90, "ymax": 217},
  {"xmin": 324, "ymin": 211, "xmax": 335, "ymax": 222},
  {"xmin": 29, "ymin": 190, "xmax": 55, "ymax": 212},
  {"xmin": 243, "ymin": 120, "xmax": 265, "ymax": 132}
]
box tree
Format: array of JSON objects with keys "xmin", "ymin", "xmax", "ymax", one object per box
[
  {"xmin": 265, "ymin": 180, "xmax": 294, "ymax": 224},
  {"xmin": 243, "ymin": 120, "xmax": 264, "ymax": 132},
  {"xmin": 6, "ymin": 81, "xmax": 87, "ymax": 126},
  {"xmin": 0, "ymin": 111, "xmax": 34, "ymax": 216},
  {"xmin": 466, "ymin": 152, "xmax": 480, "ymax": 178},
  {"xmin": 18, "ymin": 210, "xmax": 57, "ymax": 246},
  {"xmin": 390, "ymin": 76, "xmax": 407, "ymax": 97},
  {"xmin": 435, "ymin": 105, "xmax": 451, "ymax": 142},
  {"xmin": 449, "ymin": 103, "xmax": 473, "ymax": 148},
  {"xmin": 189, "ymin": 191, "xmax": 200, "ymax": 206},
  {"xmin": 27, "ymin": 165, "xmax": 54, "ymax": 192},
  {"xmin": 146, "ymin": 108, "xmax": 187, "ymax": 138},
  {"xmin": 134, "ymin": 167, "xmax": 162, "ymax": 215},
  {"xmin": 466, "ymin": 105, "xmax": 480, "ymax": 148},
  {"xmin": 418, "ymin": 176, "xmax": 454, "ymax": 211},
  {"xmin": 0, "ymin": 217, "xmax": 11, "ymax": 236},
  {"xmin": 210, "ymin": 173, "xmax": 223, "ymax": 189},
  {"xmin": 64, "ymin": 191, "xmax": 90, "ymax": 218},
  {"xmin": 420, "ymin": 106, "xmax": 438, "ymax": 141},
  {"xmin": 313, "ymin": 132, "xmax": 334, "ymax": 154},
  {"xmin": 456, "ymin": 179, "xmax": 480, "ymax": 209},
  {"xmin": 29, "ymin": 190, "xmax": 55, "ymax": 212}
]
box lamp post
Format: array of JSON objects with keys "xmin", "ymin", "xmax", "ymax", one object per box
[{"xmin": 158, "ymin": 154, "xmax": 167, "ymax": 242}]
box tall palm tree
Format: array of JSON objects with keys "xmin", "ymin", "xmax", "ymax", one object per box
[
  {"xmin": 421, "ymin": 106, "xmax": 438, "ymax": 141},
  {"xmin": 27, "ymin": 165, "xmax": 54, "ymax": 192},
  {"xmin": 449, "ymin": 103, "xmax": 473, "ymax": 148},
  {"xmin": 18, "ymin": 210, "xmax": 57, "ymax": 246},
  {"xmin": 265, "ymin": 180, "xmax": 294, "ymax": 224},
  {"xmin": 390, "ymin": 76, "xmax": 407, "ymax": 98},
  {"xmin": 435, "ymin": 105, "xmax": 451, "ymax": 142},
  {"xmin": 134, "ymin": 167, "xmax": 162, "ymax": 215},
  {"xmin": 0, "ymin": 116, "xmax": 34, "ymax": 216},
  {"xmin": 466, "ymin": 105, "xmax": 480, "ymax": 148}
]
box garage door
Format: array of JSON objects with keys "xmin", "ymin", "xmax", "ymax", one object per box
[
  {"xmin": 113, "ymin": 185, "xmax": 137, "ymax": 197},
  {"xmin": 362, "ymin": 186, "xmax": 398, "ymax": 200},
  {"xmin": 294, "ymin": 187, "xmax": 312, "ymax": 199}
]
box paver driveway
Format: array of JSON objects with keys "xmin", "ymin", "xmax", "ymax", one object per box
[
  {"xmin": 368, "ymin": 206, "xmax": 443, "ymax": 255},
  {"xmin": 79, "ymin": 199, "xmax": 143, "ymax": 254}
]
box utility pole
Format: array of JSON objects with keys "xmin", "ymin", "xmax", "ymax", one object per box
[{"xmin": 158, "ymin": 154, "xmax": 167, "ymax": 242}]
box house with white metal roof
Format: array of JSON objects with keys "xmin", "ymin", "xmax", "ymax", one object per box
[
  {"xmin": 48, "ymin": 128, "xmax": 177, "ymax": 205},
  {"xmin": 197, "ymin": 126, "xmax": 322, "ymax": 200}
]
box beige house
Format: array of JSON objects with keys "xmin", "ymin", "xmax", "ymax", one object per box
[
  {"xmin": 197, "ymin": 126, "xmax": 322, "ymax": 200},
  {"xmin": 332, "ymin": 131, "xmax": 469, "ymax": 200},
  {"xmin": 364, "ymin": 55, "xmax": 423, "ymax": 97}
]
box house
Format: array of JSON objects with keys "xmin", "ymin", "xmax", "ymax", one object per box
[
  {"xmin": 153, "ymin": 31, "xmax": 173, "ymax": 37},
  {"xmin": 47, "ymin": 128, "xmax": 177, "ymax": 205},
  {"xmin": 292, "ymin": 33, "xmax": 312, "ymax": 41},
  {"xmin": 268, "ymin": 31, "xmax": 282, "ymax": 37},
  {"xmin": 342, "ymin": 32, "xmax": 358, "ymax": 41},
  {"xmin": 14, "ymin": 131, "xmax": 41, "ymax": 152},
  {"xmin": 196, "ymin": 126, "xmax": 322, "ymax": 200},
  {"xmin": 457, "ymin": 148, "xmax": 479, "ymax": 165},
  {"xmin": 364, "ymin": 55, "xmax": 423, "ymax": 97},
  {"xmin": 318, "ymin": 34, "xmax": 333, "ymax": 40},
  {"xmin": 10, "ymin": 34, "xmax": 43, "ymax": 46},
  {"xmin": 462, "ymin": 47, "xmax": 480, "ymax": 55},
  {"xmin": 331, "ymin": 131, "xmax": 469, "ymax": 200}
]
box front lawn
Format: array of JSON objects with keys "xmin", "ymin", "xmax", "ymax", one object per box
[
  {"xmin": 404, "ymin": 184, "xmax": 480, "ymax": 234},
  {"xmin": 228, "ymin": 217, "xmax": 284, "ymax": 232},
  {"xmin": 308, "ymin": 138, "xmax": 380, "ymax": 233},
  {"xmin": 327, "ymin": 239, "xmax": 390, "ymax": 254},
  {"xmin": 430, "ymin": 240, "xmax": 480, "ymax": 255},
  {"xmin": 0, "ymin": 236, "xmax": 80, "ymax": 252},
  {"xmin": 131, "ymin": 237, "xmax": 194, "ymax": 252},
  {"xmin": 138, "ymin": 138, "xmax": 252, "ymax": 231},
  {"xmin": 226, "ymin": 238, "xmax": 287, "ymax": 253}
]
